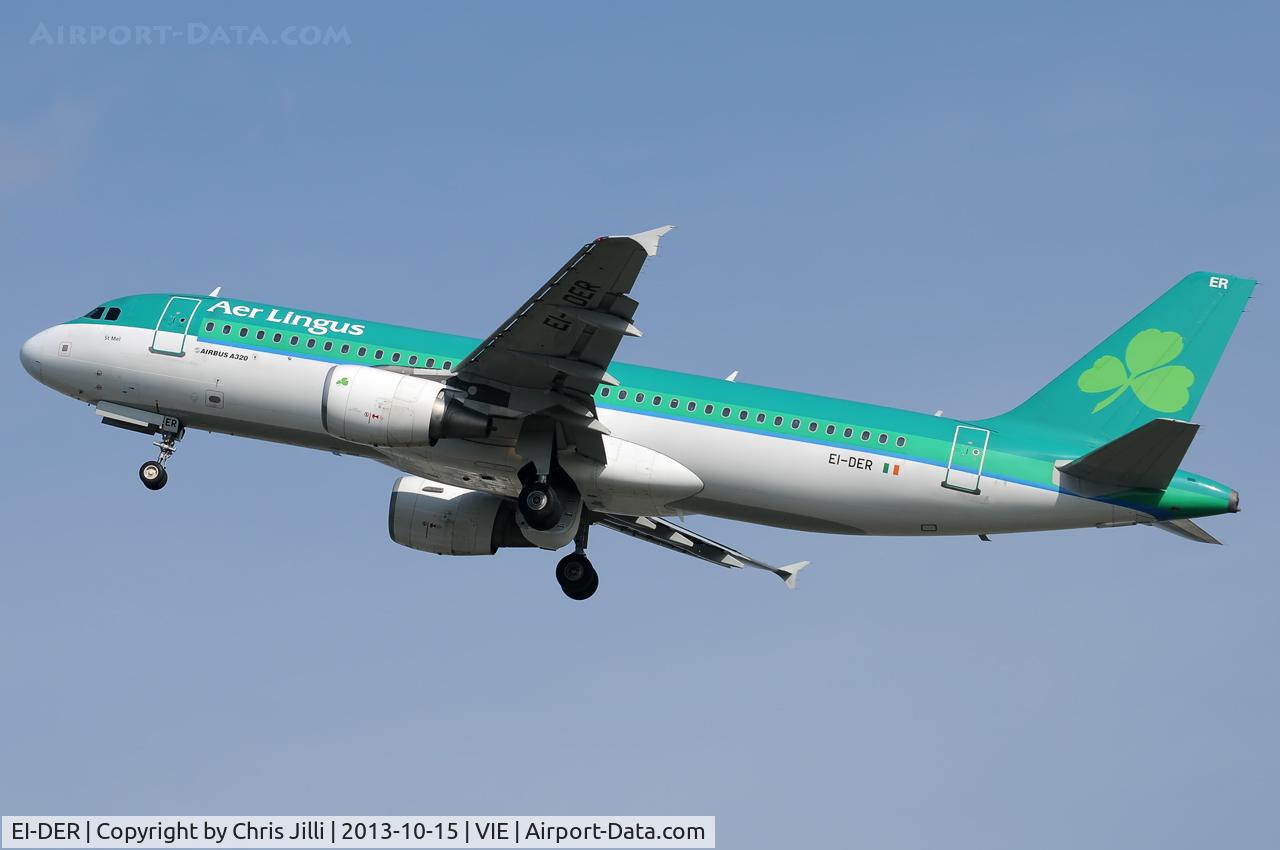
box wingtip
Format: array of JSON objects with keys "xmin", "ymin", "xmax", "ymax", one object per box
[
  {"xmin": 624, "ymin": 225, "xmax": 676, "ymax": 257},
  {"xmin": 779, "ymin": 560, "xmax": 811, "ymax": 590}
]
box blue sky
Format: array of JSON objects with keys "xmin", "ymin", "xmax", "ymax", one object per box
[{"xmin": 2, "ymin": 2, "xmax": 1277, "ymax": 848}]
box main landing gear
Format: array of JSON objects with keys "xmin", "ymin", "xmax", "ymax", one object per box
[
  {"xmin": 139, "ymin": 428, "xmax": 182, "ymax": 491},
  {"xmin": 556, "ymin": 522, "xmax": 598, "ymax": 601},
  {"xmin": 518, "ymin": 476, "xmax": 563, "ymax": 530}
]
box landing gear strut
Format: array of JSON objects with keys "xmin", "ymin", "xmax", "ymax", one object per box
[
  {"xmin": 139, "ymin": 427, "xmax": 182, "ymax": 491},
  {"xmin": 556, "ymin": 521, "xmax": 598, "ymax": 600}
]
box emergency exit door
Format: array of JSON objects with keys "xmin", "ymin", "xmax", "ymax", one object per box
[
  {"xmin": 151, "ymin": 297, "xmax": 201, "ymax": 356},
  {"xmin": 943, "ymin": 425, "xmax": 990, "ymax": 494}
]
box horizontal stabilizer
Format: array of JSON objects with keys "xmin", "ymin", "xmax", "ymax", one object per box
[
  {"xmin": 1060, "ymin": 418, "xmax": 1199, "ymax": 490},
  {"xmin": 1153, "ymin": 518, "xmax": 1222, "ymax": 545}
]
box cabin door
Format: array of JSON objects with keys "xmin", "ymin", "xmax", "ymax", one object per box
[
  {"xmin": 943, "ymin": 425, "xmax": 990, "ymax": 494},
  {"xmin": 151, "ymin": 297, "xmax": 202, "ymax": 356}
]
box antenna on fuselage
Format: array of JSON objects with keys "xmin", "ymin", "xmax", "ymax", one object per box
[{"xmin": 208, "ymin": 286, "xmax": 222, "ymax": 297}]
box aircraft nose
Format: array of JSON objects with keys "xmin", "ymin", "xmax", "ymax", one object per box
[{"xmin": 19, "ymin": 328, "xmax": 51, "ymax": 382}]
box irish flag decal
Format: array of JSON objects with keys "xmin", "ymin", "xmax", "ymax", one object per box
[{"xmin": 882, "ymin": 462, "xmax": 900, "ymax": 476}]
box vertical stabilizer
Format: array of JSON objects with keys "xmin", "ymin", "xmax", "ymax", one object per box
[{"xmin": 986, "ymin": 272, "xmax": 1255, "ymax": 443}]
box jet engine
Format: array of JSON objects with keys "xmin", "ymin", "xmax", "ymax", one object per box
[
  {"xmin": 321, "ymin": 365, "xmax": 492, "ymax": 447},
  {"xmin": 389, "ymin": 476, "xmax": 533, "ymax": 556}
]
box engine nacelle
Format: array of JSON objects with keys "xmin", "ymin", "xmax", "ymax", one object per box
[
  {"xmin": 389, "ymin": 476, "xmax": 532, "ymax": 556},
  {"xmin": 322, "ymin": 365, "xmax": 492, "ymax": 447}
]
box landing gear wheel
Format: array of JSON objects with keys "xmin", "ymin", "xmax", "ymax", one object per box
[
  {"xmin": 139, "ymin": 461, "xmax": 168, "ymax": 491},
  {"xmin": 519, "ymin": 480, "xmax": 562, "ymax": 531},
  {"xmin": 556, "ymin": 553, "xmax": 598, "ymax": 601}
]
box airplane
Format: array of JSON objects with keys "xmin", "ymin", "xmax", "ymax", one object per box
[{"xmin": 19, "ymin": 227, "xmax": 1255, "ymax": 600}]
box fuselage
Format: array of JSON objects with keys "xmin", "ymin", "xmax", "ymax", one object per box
[{"xmin": 19, "ymin": 293, "xmax": 1237, "ymax": 537}]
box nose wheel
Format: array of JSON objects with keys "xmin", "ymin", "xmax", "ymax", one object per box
[
  {"xmin": 139, "ymin": 427, "xmax": 182, "ymax": 491},
  {"xmin": 139, "ymin": 461, "xmax": 168, "ymax": 490}
]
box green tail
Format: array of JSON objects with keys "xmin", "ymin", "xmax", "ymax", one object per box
[{"xmin": 987, "ymin": 271, "xmax": 1256, "ymax": 444}]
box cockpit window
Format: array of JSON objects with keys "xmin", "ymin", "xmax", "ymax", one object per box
[
  {"xmin": 85, "ymin": 307, "xmax": 105, "ymax": 319},
  {"xmin": 104, "ymin": 307, "xmax": 121, "ymax": 321}
]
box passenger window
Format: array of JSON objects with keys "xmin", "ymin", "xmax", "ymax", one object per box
[
  {"xmin": 391, "ymin": 352, "xmax": 400, "ymax": 363},
  {"xmin": 223, "ymin": 324, "xmax": 232, "ymax": 334},
  {"xmin": 843, "ymin": 427, "xmax": 853, "ymax": 438},
  {"xmin": 687, "ymin": 401, "xmax": 696, "ymax": 412},
  {"xmin": 756, "ymin": 413, "xmax": 765, "ymax": 423},
  {"xmin": 374, "ymin": 349, "xmax": 384, "ymax": 360},
  {"xmin": 878, "ymin": 433, "xmax": 888, "ymax": 444},
  {"xmin": 652, "ymin": 395, "xmax": 662, "ymax": 405},
  {"xmin": 256, "ymin": 330, "xmax": 265, "ymax": 340},
  {"xmin": 104, "ymin": 307, "xmax": 121, "ymax": 321},
  {"xmin": 357, "ymin": 346, "xmax": 367, "ymax": 357},
  {"xmin": 791, "ymin": 418, "xmax": 800, "ymax": 429},
  {"xmin": 239, "ymin": 327, "xmax": 248, "ymax": 337},
  {"xmin": 808, "ymin": 422, "xmax": 818, "ymax": 432},
  {"xmin": 670, "ymin": 399, "xmax": 679, "ymax": 409},
  {"xmin": 205, "ymin": 321, "xmax": 215, "ymax": 332},
  {"xmin": 273, "ymin": 333, "xmax": 282, "ymax": 343},
  {"xmin": 774, "ymin": 416, "xmax": 783, "ymax": 426},
  {"xmin": 896, "ymin": 436, "xmax": 906, "ymax": 447},
  {"xmin": 407, "ymin": 354, "xmax": 417, "ymax": 365},
  {"xmin": 324, "ymin": 341, "xmax": 333, "ymax": 351},
  {"xmin": 618, "ymin": 390, "xmax": 628, "ymax": 400},
  {"xmin": 826, "ymin": 424, "xmax": 835, "ymax": 435},
  {"xmin": 443, "ymin": 361, "xmax": 452, "ymax": 369},
  {"xmin": 861, "ymin": 430, "xmax": 870, "ymax": 441},
  {"xmin": 426, "ymin": 358, "xmax": 435, "ymax": 368},
  {"xmin": 85, "ymin": 307, "xmax": 105, "ymax": 319},
  {"xmin": 341, "ymin": 344, "xmax": 350, "ymax": 354},
  {"xmin": 307, "ymin": 338, "xmax": 317, "ymax": 349},
  {"xmin": 635, "ymin": 392, "xmax": 645, "ymax": 403},
  {"xmin": 739, "ymin": 410, "xmax": 748, "ymax": 421},
  {"xmin": 600, "ymin": 387, "xmax": 611, "ymax": 397},
  {"xmin": 704, "ymin": 404, "xmax": 714, "ymax": 415},
  {"xmin": 718, "ymin": 407, "xmax": 728, "ymax": 417}
]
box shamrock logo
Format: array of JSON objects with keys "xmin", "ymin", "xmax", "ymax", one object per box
[
  {"xmin": 336, "ymin": 377, "xmax": 349, "ymax": 386},
  {"xmin": 1077, "ymin": 328, "xmax": 1194, "ymax": 414}
]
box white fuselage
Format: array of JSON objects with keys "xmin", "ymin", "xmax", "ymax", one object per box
[{"xmin": 22, "ymin": 322, "xmax": 1145, "ymax": 537}]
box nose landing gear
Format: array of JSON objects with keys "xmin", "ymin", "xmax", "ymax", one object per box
[
  {"xmin": 556, "ymin": 522, "xmax": 598, "ymax": 600},
  {"xmin": 139, "ymin": 428, "xmax": 182, "ymax": 491}
]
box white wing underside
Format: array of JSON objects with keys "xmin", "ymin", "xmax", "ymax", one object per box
[{"xmin": 597, "ymin": 513, "xmax": 810, "ymax": 588}]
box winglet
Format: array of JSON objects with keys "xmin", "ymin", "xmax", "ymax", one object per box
[
  {"xmin": 775, "ymin": 560, "xmax": 811, "ymax": 590},
  {"xmin": 622, "ymin": 225, "xmax": 675, "ymax": 257}
]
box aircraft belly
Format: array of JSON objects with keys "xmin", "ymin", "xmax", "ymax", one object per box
[
  {"xmin": 602, "ymin": 409, "xmax": 1130, "ymax": 536},
  {"xmin": 69, "ymin": 326, "xmax": 335, "ymax": 445}
]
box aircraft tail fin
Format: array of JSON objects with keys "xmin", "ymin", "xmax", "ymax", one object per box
[{"xmin": 985, "ymin": 272, "xmax": 1256, "ymax": 444}]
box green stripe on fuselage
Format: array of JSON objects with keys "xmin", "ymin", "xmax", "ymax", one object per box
[{"xmin": 69, "ymin": 293, "xmax": 1236, "ymax": 519}]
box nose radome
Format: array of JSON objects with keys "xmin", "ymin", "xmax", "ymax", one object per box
[{"xmin": 20, "ymin": 328, "xmax": 52, "ymax": 382}]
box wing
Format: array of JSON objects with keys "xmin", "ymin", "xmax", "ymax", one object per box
[
  {"xmin": 597, "ymin": 513, "xmax": 811, "ymax": 588},
  {"xmin": 452, "ymin": 227, "xmax": 672, "ymax": 451}
]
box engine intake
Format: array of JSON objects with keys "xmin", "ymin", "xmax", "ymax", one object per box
[
  {"xmin": 389, "ymin": 476, "xmax": 531, "ymax": 556},
  {"xmin": 322, "ymin": 365, "xmax": 491, "ymax": 447}
]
